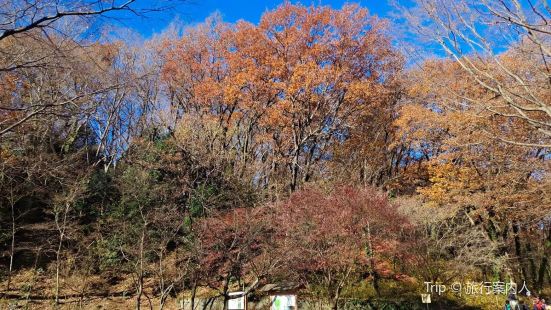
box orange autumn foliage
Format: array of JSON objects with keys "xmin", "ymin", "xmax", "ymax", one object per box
[{"xmin": 161, "ymin": 3, "xmax": 402, "ymax": 192}]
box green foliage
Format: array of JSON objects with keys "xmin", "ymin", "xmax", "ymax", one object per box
[
  {"xmin": 93, "ymin": 237, "xmax": 124, "ymax": 271},
  {"xmin": 189, "ymin": 184, "xmax": 217, "ymax": 218}
]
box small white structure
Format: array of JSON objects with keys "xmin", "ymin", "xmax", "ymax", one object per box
[
  {"xmin": 227, "ymin": 291, "xmax": 246, "ymax": 310},
  {"xmin": 421, "ymin": 293, "xmax": 431, "ymax": 304},
  {"xmin": 270, "ymin": 294, "xmax": 297, "ymax": 310},
  {"xmin": 260, "ymin": 283, "xmax": 301, "ymax": 310}
]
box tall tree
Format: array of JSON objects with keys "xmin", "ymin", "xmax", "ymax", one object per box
[
  {"xmin": 162, "ymin": 3, "xmax": 403, "ymax": 193},
  {"xmin": 400, "ymin": 0, "xmax": 551, "ymax": 147}
]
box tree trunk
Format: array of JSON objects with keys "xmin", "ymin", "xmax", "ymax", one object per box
[
  {"xmin": 190, "ymin": 279, "xmax": 197, "ymax": 310},
  {"xmin": 290, "ymin": 152, "xmax": 299, "ymax": 192},
  {"xmin": 366, "ymin": 222, "xmax": 381, "ymax": 297},
  {"xmin": 7, "ymin": 197, "xmax": 15, "ymax": 291},
  {"xmin": 201, "ymin": 297, "xmax": 214, "ymax": 310},
  {"xmin": 537, "ymin": 255, "xmax": 549, "ymax": 290},
  {"xmin": 55, "ymin": 202, "xmax": 71, "ymax": 306},
  {"xmin": 222, "ymin": 280, "xmax": 230, "ymax": 310},
  {"xmin": 332, "ymin": 287, "xmax": 341, "ymax": 310},
  {"xmin": 136, "ymin": 227, "xmax": 146, "ymax": 310}
]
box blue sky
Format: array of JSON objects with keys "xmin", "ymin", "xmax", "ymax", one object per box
[{"xmin": 117, "ymin": 0, "xmax": 394, "ymax": 38}]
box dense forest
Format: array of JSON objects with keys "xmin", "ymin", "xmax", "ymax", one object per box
[{"xmin": 0, "ymin": 0, "xmax": 550, "ymax": 309}]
